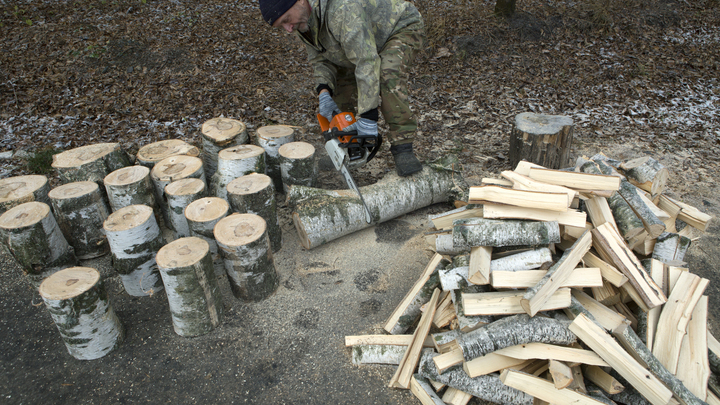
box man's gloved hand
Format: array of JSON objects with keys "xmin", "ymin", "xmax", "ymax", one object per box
[
  {"xmin": 318, "ymin": 91, "xmax": 340, "ymax": 122},
  {"xmin": 344, "ymin": 118, "xmax": 378, "ymax": 136}
]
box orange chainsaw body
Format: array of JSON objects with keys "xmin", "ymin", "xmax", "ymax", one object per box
[{"xmin": 317, "ymin": 112, "xmax": 358, "ymax": 143}]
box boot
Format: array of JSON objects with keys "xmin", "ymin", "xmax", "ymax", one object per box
[{"xmin": 390, "ymin": 143, "xmax": 422, "ymax": 177}]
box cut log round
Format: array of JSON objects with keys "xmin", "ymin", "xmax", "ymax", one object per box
[
  {"xmin": 165, "ymin": 178, "xmax": 206, "ymax": 238},
  {"xmin": 0, "ymin": 175, "xmax": 50, "ymax": 215},
  {"xmin": 256, "ymin": 125, "xmax": 295, "ymax": 191},
  {"xmin": 51, "ymin": 143, "xmax": 132, "ymax": 186},
  {"xmin": 226, "ymin": 173, "xmax": 281, "ymax": 253},
  {"xmin": 0, "ymin": 201, "xmax": 77, "ymax": 287},
  {"xmin": 156, "ymin": 237, "xmax": 224, "ymax": 337},
  {"xmin": 48, "ymin": 181, "xmax": 110, "ymax": 259},
  {"xmin": 214, "ymin": 213, "xmax": 279, "ymax": 302},
  {"xmin": 104, "ymin": 165, "xmax": 156, "ymax": 213},
  {"xmin": 508, "ymin": 113, "xmax": 574, "ymax": 170},
  {"xmin": 104, "ymin": 204, "xmax": 165, "ymax": 296},
  {"xmin": 136, "ymin": 139, "xmax": 200, "ymax": 168},
  {"xmin": 208, "ymin": 144, "xmax": 265, "ymax": 200},
  {"xmin": 150, "ymin": 155, "xmax": 206, "ymax": 229},
  {"xmin": 185, "ymin": 197, "xmax": 229, "ymax": 256},
  {"xmin": 39, "ymin": 267, "xmax": 124, "ymax": 360},
  {"xmin": 278, "ymin": 141, "xmax": 317, "ymax": 193},
  {"xmin": 201, "ymin": 117, "xmax": 248, "ymax": 179},
  {"xmin": 620, "ymin": 156, "xmax": 668, "ymax": 197}
]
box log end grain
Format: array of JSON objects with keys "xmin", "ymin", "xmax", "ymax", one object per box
[
  {"xmin": 514, "ymin": 113, "xmax": 573, "ymax": 135},
  {"xmin": 214, "ymin": 213, "xmax": 267, "ymax": 247},
  {"xmin": 185, "ymin": 197, "xmax": 229, "ymax": 223},
  {"xmin": 151, "ymin": 155, "xmax": 204, "ymax": 182},
  {"xmin": 104, "ymin": 166, "xmax": 151, "ymax": 187},
  {"xmin": 0, "ymin": 175, "xmax": 48, "ymax": 204},
  {"xmin": 51, "ymin": 143, "xmax": 121, "ymax": 168},
  {"xmin": 165, "ymin": 178, "xmax": 206, "ymax": 197},
  {"xmin": 279, "ymin": 142, "xmax": 315, "ymax": 160},
  {"xmin": 256, "ymin": 125, "xmax": 294, "ymax": 140},
  {"xmin": 104, "ymin": 204, "xmax": 154, "ymax": 232},
  {"xmin": 156, "ymin": 236, "xmax": 209, "ymax": 269},
  {"xmin": 48, "ymin": 181, "xmax": 98, "ymax": 201},
  {"xmin": 227, "ymin": 173, "xmax": 273, "ymax": 196},
  {"xmin": 218, "ymin": 144, "xmax": 264, "ymax": 160},
  {"xmin": 201, "ymin": 117, "xmax": 247, "ymax": 143},
  {"xmin": 136, "ymin": 139, "xmax": 199, "ymax": 165},
  {"xmin": 38, "ymin": 266, "xmax": 100, "ymax": 301},
  {"xmin": 0, "ymin": 201, "xmax": 50, "ymax": 229}
]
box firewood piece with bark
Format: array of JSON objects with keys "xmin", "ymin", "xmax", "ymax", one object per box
[
  {"xmin": 453, "ymin": 218, "xmax": 560, "ymax": 248},
  {"xmin": 215, "ymin": 213, "xmax": 279, "ymax": 302},
  {"xmin": 104, "ymin": 204, "xmax": 165, "ymax": 296},
  {"xmin": 708, "ymin": 332, "xmax": 720, "ymax": 376},
  {"xmin": 409, "ymin": 374, "xmax": 446, "ymax": 405},
  {"xmin": 616, "ymin": 179, "xmax": 666, "ymax": 238},
  {"xmin": 657, "ymin": 195, "xmax": 713, "ymax": 232},
  {"xmin": 104, "ymin": 165, "xmax": 157, "ymax": 213},
  {"xmin": 185, "ymin": 197, "xmax": 229, "ymax": 257},
  {"xmin": 0, "ymin": 202, "xmax": 77, "ymax": 287},
  {"xmin": 150, "ymin": 155, "xmax": 206, "ymax": 229},
  {"xmin": 256, "ymin": 125, "xmax": 295, "ymax": 191},
  {"xmin": 136, "ymin": 139, "xmax": 200, "ymax": 168},
  {"xmin": 500, "ymin": 369, "xmax": 609, "ymax": 405},
  {"xmin": 652, "ymin": 232, "xmax": 692, "ymax": 264},
  {"xmin": 278, "ymin": 141, "xmax": 317, "ymax": 193},
  {"xmin": 482, "ymin": 203, "xmax": 587, "ymax": 227},
  {"xmin": 165, "ymin": 178, "xmax": 207, "ymax": 238},
  {"xmin": 463, "ymin": 351, "xmax": 529, "ymax": 378},
  {"xmin": 156, "ymin": 237, "xmax": 224, "ymax": 337},
  {"xmin": 201, "ymin": 117, "xmax": 249, "ymax": 179},
  {"xmin": 209, "ymin": 144, "xmax": 265, "ymax": 200},
  {"xmin": 528, "ymin": 167, "xmax": 621, "ymax": 192},
  {"xmin": 583, "ymin": 365, "xmax": 625, "ymax": 395},
  {"xmin": 429, "ymin": 205, "xmax": 483, "ymax": 231},
  {"xmin": 0, "ymin": 175, "xmax": 50, "ymax": 215},
  {"xmin": 620, "ymin": 156, "xmax": 669, "ymax": 197},
  {"xmin": 585, "ymin": 196, "xmax": 620, "ymax": 234},
  {"xmin": 583, "ymin": 251, "xmax": 628, "ymax": 288},
  {"xmin": 501, "ymin": 170, "xmax": 577, "ymax": 205},
  {"xmin": 48, "ymin": 181, "xmax": 110, "ymax": 259},
  {"xmin": 676, "ymin": 296, "xmax": 709, "ymax": 400},
  {"xmin": 508, "ymin": 112, "xmax": 574, "ymax": 170},
  {"xmin": 39, "ymin": 267, "xmax": 124, "ymax": 360},
  {"xmin": 226, "ymin": 173, "xmax": 281, "ymax": 253},
  {"xmin": 451, "ymin": 285, "xmax": 494, "ymax": 332},
  {"xmin": 344, "ymin": 334, "xmax": 435, "ymax": 348},
  {"xmin": 441, "ymin": 387, "xmax": 473, "ymax": 405}
]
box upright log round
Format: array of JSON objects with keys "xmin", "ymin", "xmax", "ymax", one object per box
[
  {"xmin": 185, "ymin": 197, "xmax": 229, "ymax": 256},
  {"xmin": 226, "ymin": 173, "xmax": 281, "ymax": 253},
  {"xmin": 0, "ymin": 175, "xmax": 50, "ymax": 215},
  {"xmin": 209, "ymin": 144, "xmax": 265, "ymax": 200},
  {"xmin": 256, "ymin": 125, "xmax": 294, "ymax": 192},
  {"xmin": 136, "ymin": 139, "xmax": 200, "ymax": 168},
  {"xmin": 150, "ymin": 155, "xmax": 206, "ymax": 229},
  {"xmin": 165, "ymin": 178, "xmax": 207, "ymax": 238},
  {"xmin": 104, "ymin": 165, "xmax": 157, "ymax": 213},
  {"xmin": 39, "ymin": 267, "xmax": 124, "ymax": 360},
  {"xmin": 156, "ymin": 237, "xmax": 224, "ymax": 337},
  {"xmin": 215, "ymin": 213, "xmax": 279, "ymax": 302},
  {"xmin": 0, "ymin": 202, "xmax": 77, "ymax": 287},
  {"xmin": 508, "ymin": 113, "xmax": 574, "ymax": 170},
  {"xmin": 201, "ymin": 117, "xmax": 248, "ymax": 179},
  {"xmin": 51, "ymin": 143, "xmax": 132, "ymax": 186},
  {"xmin": 104, "ymin": 205, "xmax": 165, "ymax": 296},
  {"xmin": 278, "ymin": 141, "xmax": 317, "ymax": 193},
  {"xmin": 48, "ymin": 181, "xmax": 110, "ymax": 259}
]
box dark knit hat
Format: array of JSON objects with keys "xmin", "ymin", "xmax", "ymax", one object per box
[{"xmin": 259, "ymin": 0, "xmax": 297, "ymax": 25}]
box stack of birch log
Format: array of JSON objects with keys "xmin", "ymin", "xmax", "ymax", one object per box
[{"xmin": 346, "ymin": 153, "xmax": 719, "ymax": 405}]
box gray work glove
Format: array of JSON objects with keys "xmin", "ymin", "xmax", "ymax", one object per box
[
  {"xmin": 344, "ymin": 118, "xmax": 378, "ymax": 137},
  {"xmin": 318, "ymin": 92, "xmax": 341, "ymax": 122}
]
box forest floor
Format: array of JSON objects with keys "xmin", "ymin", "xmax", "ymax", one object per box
[{"xmin": 0, "ymin": 0, "xmax": 719, "ymax": 403}]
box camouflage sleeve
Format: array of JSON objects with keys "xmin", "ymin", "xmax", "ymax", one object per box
[{"xmin": 305, "ymin": 44, "xmax": 338, "ymax": 93}]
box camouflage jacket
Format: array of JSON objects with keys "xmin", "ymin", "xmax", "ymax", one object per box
[{"xmin": 297, "ymin": 0, "xmax": 423, "ymax": 115}]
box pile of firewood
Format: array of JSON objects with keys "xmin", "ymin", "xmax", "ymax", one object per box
[{"xmin": 345, "ymin": 153, "xmax": 718, "ymax": 405}]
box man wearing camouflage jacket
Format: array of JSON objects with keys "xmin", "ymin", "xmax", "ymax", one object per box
[{"xmin": 259, "ymin": 0, "xmax": 425, "ymax": 176}]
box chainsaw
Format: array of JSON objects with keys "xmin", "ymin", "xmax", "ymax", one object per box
[{"xmin": 317, "ymin": 112, "xmax": 382, "ymax": 223}]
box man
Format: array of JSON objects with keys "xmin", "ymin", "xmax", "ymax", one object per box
[{"xmin": 259, "ymin": 0, "xmax": 425, "ymax": 176}]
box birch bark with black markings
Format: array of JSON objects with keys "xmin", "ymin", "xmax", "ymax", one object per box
[
  {"xmin": 209, "ymin": 144, "xmax": 265, "ymax": 200},
  {"xmin": 165, "ymin": 178, "xmax": 206, "ymax": 238},
  {"xmin": 104, "ymin": 165, "xmax": 157, "ymax": 213},
  {"xmin": 256, "ymin": 125, "xmax": 295, "ymax": 191},
  {"xmin": 201, "ymin": 117, "xmax": 249, "ymax": 179},
  {"xmin": 453, "ymin": 218, "xmax": 560, "ymax": 248},
  {"xmin": 0, "ymin": 175, "xmax": 50, "ymax": 215},
  {"xmin": 49, "ymin": 181, "xmax": 110, "ymax": 259},
  {"xmin": 278, "ymin": 141, "xmax": 317, "ymax": 193},
  {"xmin": 226, "ymin": 173, "xmax": 281, "ymax": 253}
]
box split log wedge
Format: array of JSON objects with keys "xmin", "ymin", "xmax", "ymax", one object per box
[
  {"xmin": 453, "ymin": 218, "xmax": 560, "ymax": 248},
  {"xmin": 104, "ymin": 165, "xmax": 157, "ymax": 213},
  {"xmin": 508, "ymin": 112, "xmax": 574, "ymax": 170},
  {"xmin": 616, "ymin": 179, "xmax": 666, "ymax": 238},
  {"xmin": 620, "ymin": 156, "xmax": 668, "ymax": 196},
  {"xmin": 209, "ymin": 144, "xmax": 265, "ymax": 200},
  {"xmin": 410, "ymin": 374, "xmax": 446, "ymax": 405},
  {"xmin": 0, "ymin": 202, "xmax": 77, "ymax": 287},
  {"xmin": 0, "ymin": 175, "xmax": 50, "ymax": 215},
  {"xmin": 156, "ymin": 237, "xmax": 224, "ymax": 337},
  {"xmin": 48, "ymin": 181, "xmax": 110, "ymax": 259},
  {"xmin": 39, "ymin": 267, "xmax": 124, "ymax": 360},
  {"xmin": 136, "ymin": 139, "xmax": 200, "ymax": 168},
  {"xmin": 468, "ymin": 185, "xmax": 570, "ymax": 212},
  {"xmin": 676, "ymin": 295, "xmax": 709, "ymax": 400},
  {"xmin": 278, "ymin": 141, "xmax": 317, "ymax": 193},
  {"xmin": 165, "ymin": 178, "xmax": 206, "ymax": 238},
  {"xmin": 226, "ymin": 173, "xmax": 281, "ymax": 253},
  {"xmin": 215, "ymin": 213, "xmax": 279, "ymax": 302},
  {"xmin": 150, "ymin": 155, "xmax": 206, "ymax": 229},
  {"xmin": 500, "ymin": 369, "xmax": 608, "ymax": 405},
  {"xmin": 185, "ymin": 197, "xmax": 229, "ymax": 257},
  {"xmin": 256, "ymin": 125, "xmax": 294, "ymax": 191},
  {"xmin": 201, "ymin": 117, "xmax": 248, "ymax": 179},
  {"xmin": 463, "ymin": 288, "xmax": 571, "ymax": 316},
  {"xmin": 51, "ymin": 143, "xmax": 131, "ymax": 187}
]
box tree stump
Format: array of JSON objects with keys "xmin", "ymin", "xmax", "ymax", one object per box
[
  {"xmin": 104, "ymin": 205, "xmax": 165, "ymax": 296},
  {"xmin": 0, "ymin": 175, "xmax": 50, "ymax": 215},
  {"xmin": 38, "ymin": 267, "xmax": 124, "ymax": 360},
  {"xmin": 201, "ymin": 117, "xmax": 248, "ymax": 179},
  {"xmin": 226, "ymin": 173, "xmax": 281, "ymax": 253},
  {"xmin": 215, "ymin": 213, "xmax": 279, "ymax": 302},
  {"xmin": 104, "ymin": 165, "xmax": 157, "ymax": 213},
  {"xmin": 508, "ymin": 113, "xmax": 573, "ymax": 170},
  {"xmin": 209, "ymin": 144, "xmax": 265, "ymax": 200},
  {"xmin": 136, "ymin": 139, "xmax": 200, "ymax": 168},
  {"xmin": 150, "ymin": 155, "xmax": 206, "ymax": 229},
  {"xmin": 156, "ymin": 237, "xmax": 224, "ymax": 337},
  {"xmin": 185, "ymin": 197, "xmax": 229, "ymax": 257},
  {"xmin": 256, "ymin": 125, "xmax": 295, "ymax": 192},
  {"xmin": 0, "ymin": 202, "xmax": 77, "ymax": 287},
  {"xmin": 278, "ymin": 141, "xmax": 317, "ymax": 193},
  {"xmin": 165, "ymin": 178, "xmax": 206, "ymax": 238},
  {"xmin": 48, "ymin": 181, "xmax": 110, "ymax": 259},
  {"xmin": 51, "ymin": 143, "xmax": 132, "ymax": 187}
]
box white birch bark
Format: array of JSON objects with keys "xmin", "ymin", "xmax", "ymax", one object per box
[
  {"xmin": 185, "ymin": 197, "xmax": 229, "ymax": 256},
  {"xmin": 453, "ymin": 218, "xmax": 560, "ymax": 248},
  {"xmin": 351, "ymin": 345, "xmax": 407, "ymax": 365},
  {"xmin": 209, "ymin": 144, "xmax": 265, "ymax": 200},
  {"xmin": 201, "ymin": 117, "xmax": 249, "ymax": 179},
  {"xmin": 49, "ymin": 181, "xmax": 110, "ymax": 259},
  {"xmin": 652, "ymin": 232, "xmax": 691, "ymax": 264},
  {"xmin": 256, "ymin": 125, "xmax": 295, "ymax": 192},
  {"xmin": 165, "ymin": 178, "xmax": 206, "ymax": 238},
  {"xmin": 104, "ymin": 165, "xmax": 156, "ymax": 212},
  {"xmin": 278, "ymin": 141, "xmax": 317, "ymax": 193}
]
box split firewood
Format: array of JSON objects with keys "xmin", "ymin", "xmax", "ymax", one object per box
[
  {"xmin": 582, "ymin": 365, "xmax": 625, "ymax": 395},
  {"xmin": 429, "ymin": 205, "xmax": 483, "ymax": 231},
  {"xmin": 409, "ymin": 374, "xmax": 446, "ymax": 405},
  {"xmin": 464, "ymin": 351, "xmax": 529, "ymax": 378},
  {"xmin": 344, "ymin": 334, "xmax": 435, "ymax": 348},
  {"xmin": 568, "ymin": 290, "xmax": 629, "ymax": 331},
  {"xmin": 492, "ymin": 343, "xmax": 608, "ymax": 367},
  {"xmin": 491, "ymin": 267, "xmax": 602, "ymax": 289},
  {"xmin": 227, "ymin": 173, "xmax": 282, "ymax": 253},
  {"xmin": 200, "ymin": 117, "xmax": 248, "ymax": 179},
  {"xmin": 617, "ymin": 179, "xmax": 667, "ymax": 238},
  {"xmin": 582, "ymin": 251, "xmax": 628, "ymax": 287},
  {"xmin": 440, "ymin": 266, "xmax": 470, "ymax": 291},
  {"xmin": 135, "ymin": 139, "xmax": 200, "ymax": 168},
  {"xmin": 156, "ymin": 237, "xmax": 224, "ymax": 337},
  {"xmin": 432, "ymin": 291, "xmax": 456, "ymax": 328},
  {"xmin": 185, "ymin": 197, "xmax": 229, "ymax": 257},
  {"xmin": 51, "ymin": 143, "xmax": 132, "ymax": 187},
  {"xmin": 500, "ymin": 170, "xmax": 577, "ymax": 205},
  {"xmin": 482, "ymin": 203, "xmax": 587, "ymax": 228},
  {"xmin": 508, "ymin": 112, "xmax": 574, "ymax": 170},
  {"xmin": 468, "ymin": 185, "xmax": 570, "ymax": 212},
  {"xmin": 209, "ymin": 144, "xmax": 265, "ymax": 200},
  {"xmin": 482, "ymin": 177, "xmax": 514, "ymax": 186},
  {"xmin": 527, "ymin": 167, "xmax": 621, "ymax": 192},
  {"xmin": 441, "ymin": 387, "xmax": 473, "ymax": 405},
  {"xmin": 585, "ymin": 196, "xmax": 620, "ymax": 234},
  {"xmin": 463, "ymin": 289, "xmax": 571, "ymax": 316},
  {"xmin": 451, "ymin": 286, "xmax": 494, "ymax": 332},
  {"xmin": 499, "ymin": 369, "xmax": 608, "ymax": 405},
  {"xmin": 433, "ymin": 346, "xmax": 464, "ymax": 373},
  {"xmin": 549, "ymin": 360, "xmax": 576, "ymax": 390},
  {"xmin": 591, "ymin": 281, "xmax": 622, "ymax": 306},
  {"xmin": 468, "ymin": 245, "xmax": 492, "ymax": 285},
  {"xmin": 620, "ymin": 156, "xmax": 669, "ymax": 197},
  {"xmin": 256, "ymin": 125, "xmax": 295, "ymax": 191},
  {"xmin": 676, "ymin": 296, "xmax": 709, "ymax": 400},
  {"xmin": 165, "ymin": 178, "xmax": 207, "ymax": 238},
  {"xmin": 104, "ymin": 165, "xmax": 157, "ymax": 213},
  {"xmin": 0, "ymin": 175, "xmax": 50, "ymax": 215},
  {"xmin": 657, "ymin": 195, "xmax": 712, "ymax": 232},
  {"xmin": 431, "ymin": 329, "xmax": 460, "ymax": 354},
  {"xmin": 278, "ymin": 141, "xmax": 317, "ymax": 193},
  {"xmin": 39, "ymin": 267, "xmax": 124, "ymax": 360},
  {"xmin": 652, "ymin": 232, "xmax": 692, "ymax": 264},
  {"xmin": 453, "ymin": 218, "xmax": 560, "ymax": 249}
]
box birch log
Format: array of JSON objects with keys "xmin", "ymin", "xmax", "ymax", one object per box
[
  {"xmin": 136, "ymin": 139, "xmax": 200, "ymax": 168},
  {"xmin": 256, "ymin": 125, "xmax": 295, "ymax": 191},
  {"xmin": 209, "ymin": 144, "xmax": 265, "ymax": 200},
  {"xmin": 201, "ymin": 117, "xmax": 249, "ymax": 179},
  {"xmin": 289, "ymin": 158, "xmax": 466, "ymax": 249},
  {"xmin": 278, "ymin": 141, "xmax": 317, "ymax": 193},
  {"xmin": 620, "ymin": 156, "xmax": 669, "ymax": 197},
  {"xmin": 226, "ymin": 173, "xmax": 281, "ymax": 253},
  {"xmin": 48, "ymin": 181, "xmax": 110, "ymax": 259},
  {"xmin": 103, "ymin": 165, "xmax": 157, "ymax": 213},
  {"xmin": 150, "ymin": 155, "xmax": 206, "ymax": 229},
  {"xmin": 165, "ymin": 178, "xmax": 207, "ymax": 238},
  {"xmin": 104, "ymin": 205, "xmax": 165, "ymax": 296},
  {"xmin": 51, "ymin": 143, "xmax": 132, "ymax": 187},
  {"xmin": 185, "ymin": 197, "xmax": 229, "ymax": 257},
  {"xmin": 508, "ymin": 112, "xmax": 574, "ymax": 170},
  {"xmin": 0, "ymin": 175, "xmax": 50, "ymax": 214},
  {"xmin": 39, "ymin": 267, "xmax": 124, "ymax": 360},
  {"xmin": 215, "ymin": 213, "xmax": 279, "ymax": 302},
  {"xmin": 0, "ymin": 202, "xmax": 77, "ymax": 287},
  {"xmin": 616, "ymin": 179, "xmax": 666, "ymax": 238},
  {"xmin": 652, "ymin": 232, "xmax": 691, "ymax": 264},
  {"xmin": 453, "ymin": 218, "xmax": 560, "ymax": 248},
  {"xmin": 156, "ymin": 237, "xmax": 224, "ymax": 337}
]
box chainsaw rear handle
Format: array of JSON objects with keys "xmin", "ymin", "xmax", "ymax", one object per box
[{"xmin": 322, "ymin": 127, "xmax": 382, "ymax": 163}]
